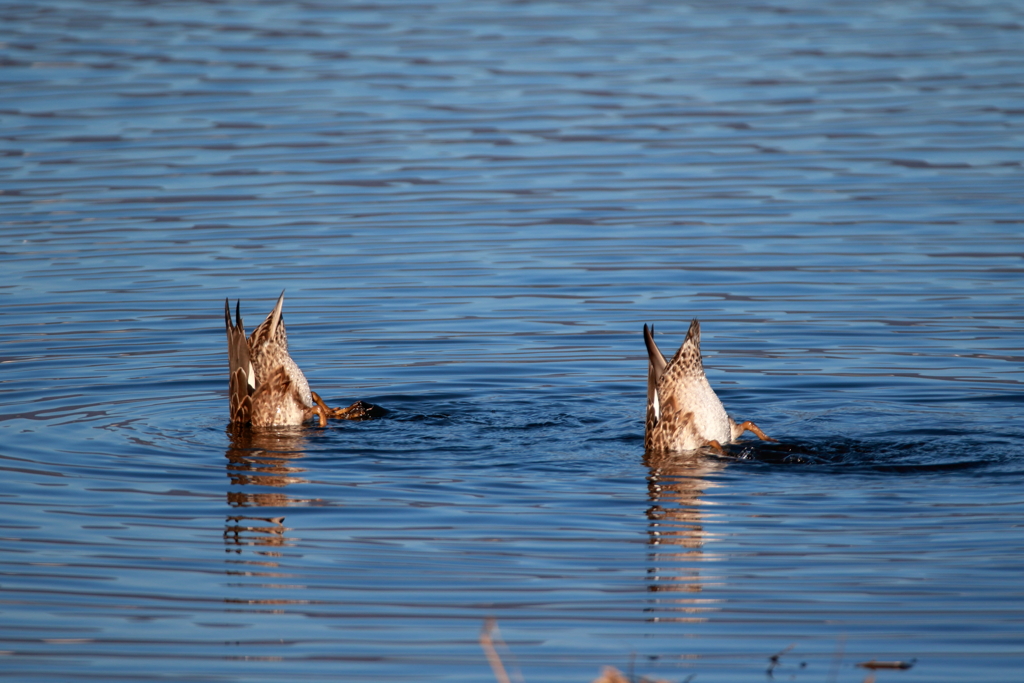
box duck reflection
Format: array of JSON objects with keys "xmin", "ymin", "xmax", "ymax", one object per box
[
  {"xmin": 643, "ymin": 450, "xmax": 725, "ymax": 622},
  {"xmin": 224, "ymin": 514, "xmax": 289, "ymax": 553},
  {"xmin": 223, "ymin": 425, "xmax": 317, "ymax": 567},
  {"xmin": 224, "ymin": 425, "xmax": 319, "ymax": 497}
]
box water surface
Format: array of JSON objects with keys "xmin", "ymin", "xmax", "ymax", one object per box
[{"xmin": 1, "ymin": 1, "xmax": 1023, "ymax": 682}]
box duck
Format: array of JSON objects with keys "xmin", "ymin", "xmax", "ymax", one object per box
[
  {"xmin": 225, "ymin": 292, "xmax": 379, "ymax": 427},
  {"xmin": 644, "ymin": 319, "xmax": 775, "ymax": 453}
]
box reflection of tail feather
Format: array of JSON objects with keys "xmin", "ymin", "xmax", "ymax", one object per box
[
  {"xmin": 224, "ymin": 424, "xmax": 310, "ymax": 500},
  {"xmin": 223, "ymin": 515, "xmax": 288, "ymax": 550},
  {"xmin": 644, "ymin": 453, "xmax": 725, "ymax": 619},
  {"xmin": 227, "ymin": 491, "xmax": 325, "ymax": 508},
  {"xmin": 646, "ymin": 567, "xmax": 703, "ymax": 594},
  {"xmin": 226, "ymin": 473, "xmax": 307, "ymax": 489},
  {"xmin": 647, "ymin": 512, "xmax": 706, "ymax": 595},
  {"xmin": 225, "ymin": 436, "xmax": 308, "ymax": 488}
]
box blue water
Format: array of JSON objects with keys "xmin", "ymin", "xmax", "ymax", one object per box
[{"xmin": 2, "ymin": 1, "xmax": 1023, "ymax": 682}]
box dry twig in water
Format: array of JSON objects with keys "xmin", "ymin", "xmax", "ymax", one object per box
[
  {"xmin": 480, "ymin": 618, "xmax": 512, "ymax": 683},
  {"xmin": 480, "ymin": 619, "xmax": 674, "ymax": 683},
  {"xmin": 857, "ymin": 659, "xmax": 916, "ymax": 670}
]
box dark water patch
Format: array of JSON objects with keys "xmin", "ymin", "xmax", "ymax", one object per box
[{"xmin": 729, "ymin": 436, "xmax": 1004, "ymax": 474}]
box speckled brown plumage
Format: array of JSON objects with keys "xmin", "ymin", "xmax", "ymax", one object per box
[
  {"xmin": 644, "ymin": 319, "xmax": 774, "ymax": 453},
  {"xmin": 224, "ymin": 293, "xmax": 383, "ymax": 428},
  {"xmin": 225, "ymin": 293, "xmax": 318, "ymax": 427},
  {"xmin": 225, "ymin": 299, "xmax": 254, "ymax": 424}
]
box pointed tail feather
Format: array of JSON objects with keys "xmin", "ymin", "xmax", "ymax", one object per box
[
  {"xmin": 684, "ymin": 318, "xmax": 700, "ymax": 350},
  {"xmin": 248, "ymin": 290, "xmax": 288, "ymax": 355},
  {"xmin": 225, "ymin": 298, "xmax": 252, "ymax": 423},
  {"xmin": 643, "ymin": 324, "xmax": 667, "ymax": 443},
  {"xmin": 668, "ymin": 318, "xmax": 703, "ymax": 375},
  {"xmin": 643, "ymin": 323, "xmax": 668, "ymax": 380},
  {"xmin": 268, "ymin": 290, "xmax": 285, "ymax": 339}
]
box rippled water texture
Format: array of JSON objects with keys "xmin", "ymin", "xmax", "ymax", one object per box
[{"xmin": 2, "ymin": 1, "xmax": 1023, "ymax": 681}]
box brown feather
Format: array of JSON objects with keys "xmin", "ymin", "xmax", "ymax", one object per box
[
  {"xmin": 224, "ymin": 293, "xmax": 378, "ymax": 428},
  {"xmin": 250, "ymin": 365, "xmax": 292, "ymax": 427},
  {"xmin": 643, "ymin": 318, "xmax": 774, "ymax": 452},
  {"xmin": 645, "ymin": 321, "xmax": 704, "ymax": 451},
  {"xmin": 644, "ymin": 319, "xmax": 726, "ymax": 451},
  {"xmin": 225, "ymin": 299, "xmax": 253, "ymax": 423},
  {"xmin": 643, "ymin": 323, "xmax": 668, "ymax": 446}
]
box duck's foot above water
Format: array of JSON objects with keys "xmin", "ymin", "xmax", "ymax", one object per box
[
  {"xmin": 329, "ymin": 399, "xmax": 387, "ymax": 421},
  {"xmin": 310, "ymin": 392, "xmax": 386, "ymax": 423},
  {"xmin": 733, "ymin": 420, "xmax": 778, "ymax": 443},
  {"xmin": 703, "ymin": 439, "xmax": 727, "ymax": 456}
]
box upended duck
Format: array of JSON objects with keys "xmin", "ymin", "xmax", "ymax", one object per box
[
  {"xmin": 644, "ymin": 319, "xmax": 775, "ymax": 453},
  {"xmin": 225, "ymin": 292, "xmax": 380, "ymax": 427}
]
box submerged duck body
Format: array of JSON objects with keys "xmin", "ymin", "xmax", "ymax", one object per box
[
  {"xmin": 225, "ymin": 293, "xmax": 385, "ymax": 428},
  {"xmin": 225, "ymin": 292, "xmax": 320, "ymax": 427},
  {"xmin": 644, "ymin": 319, "xmax": 774, "ymax": 452}
]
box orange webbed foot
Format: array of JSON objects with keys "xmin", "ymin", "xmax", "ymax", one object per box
[
  {"xmin": 703, "ymin": 439, "xmax": 727, "ymax": 455},
  {"xmin": 309, "ymin": 391, "xmax": 330, "ymax": 427},
  {"xmin": 735, "ymin": 420, "xmax": 776, "ymax": 442}
]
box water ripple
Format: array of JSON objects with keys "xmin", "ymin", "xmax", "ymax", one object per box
[{"xmin": 2, "ymin": 0, "xmax": 1024, "ymax": 681}]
